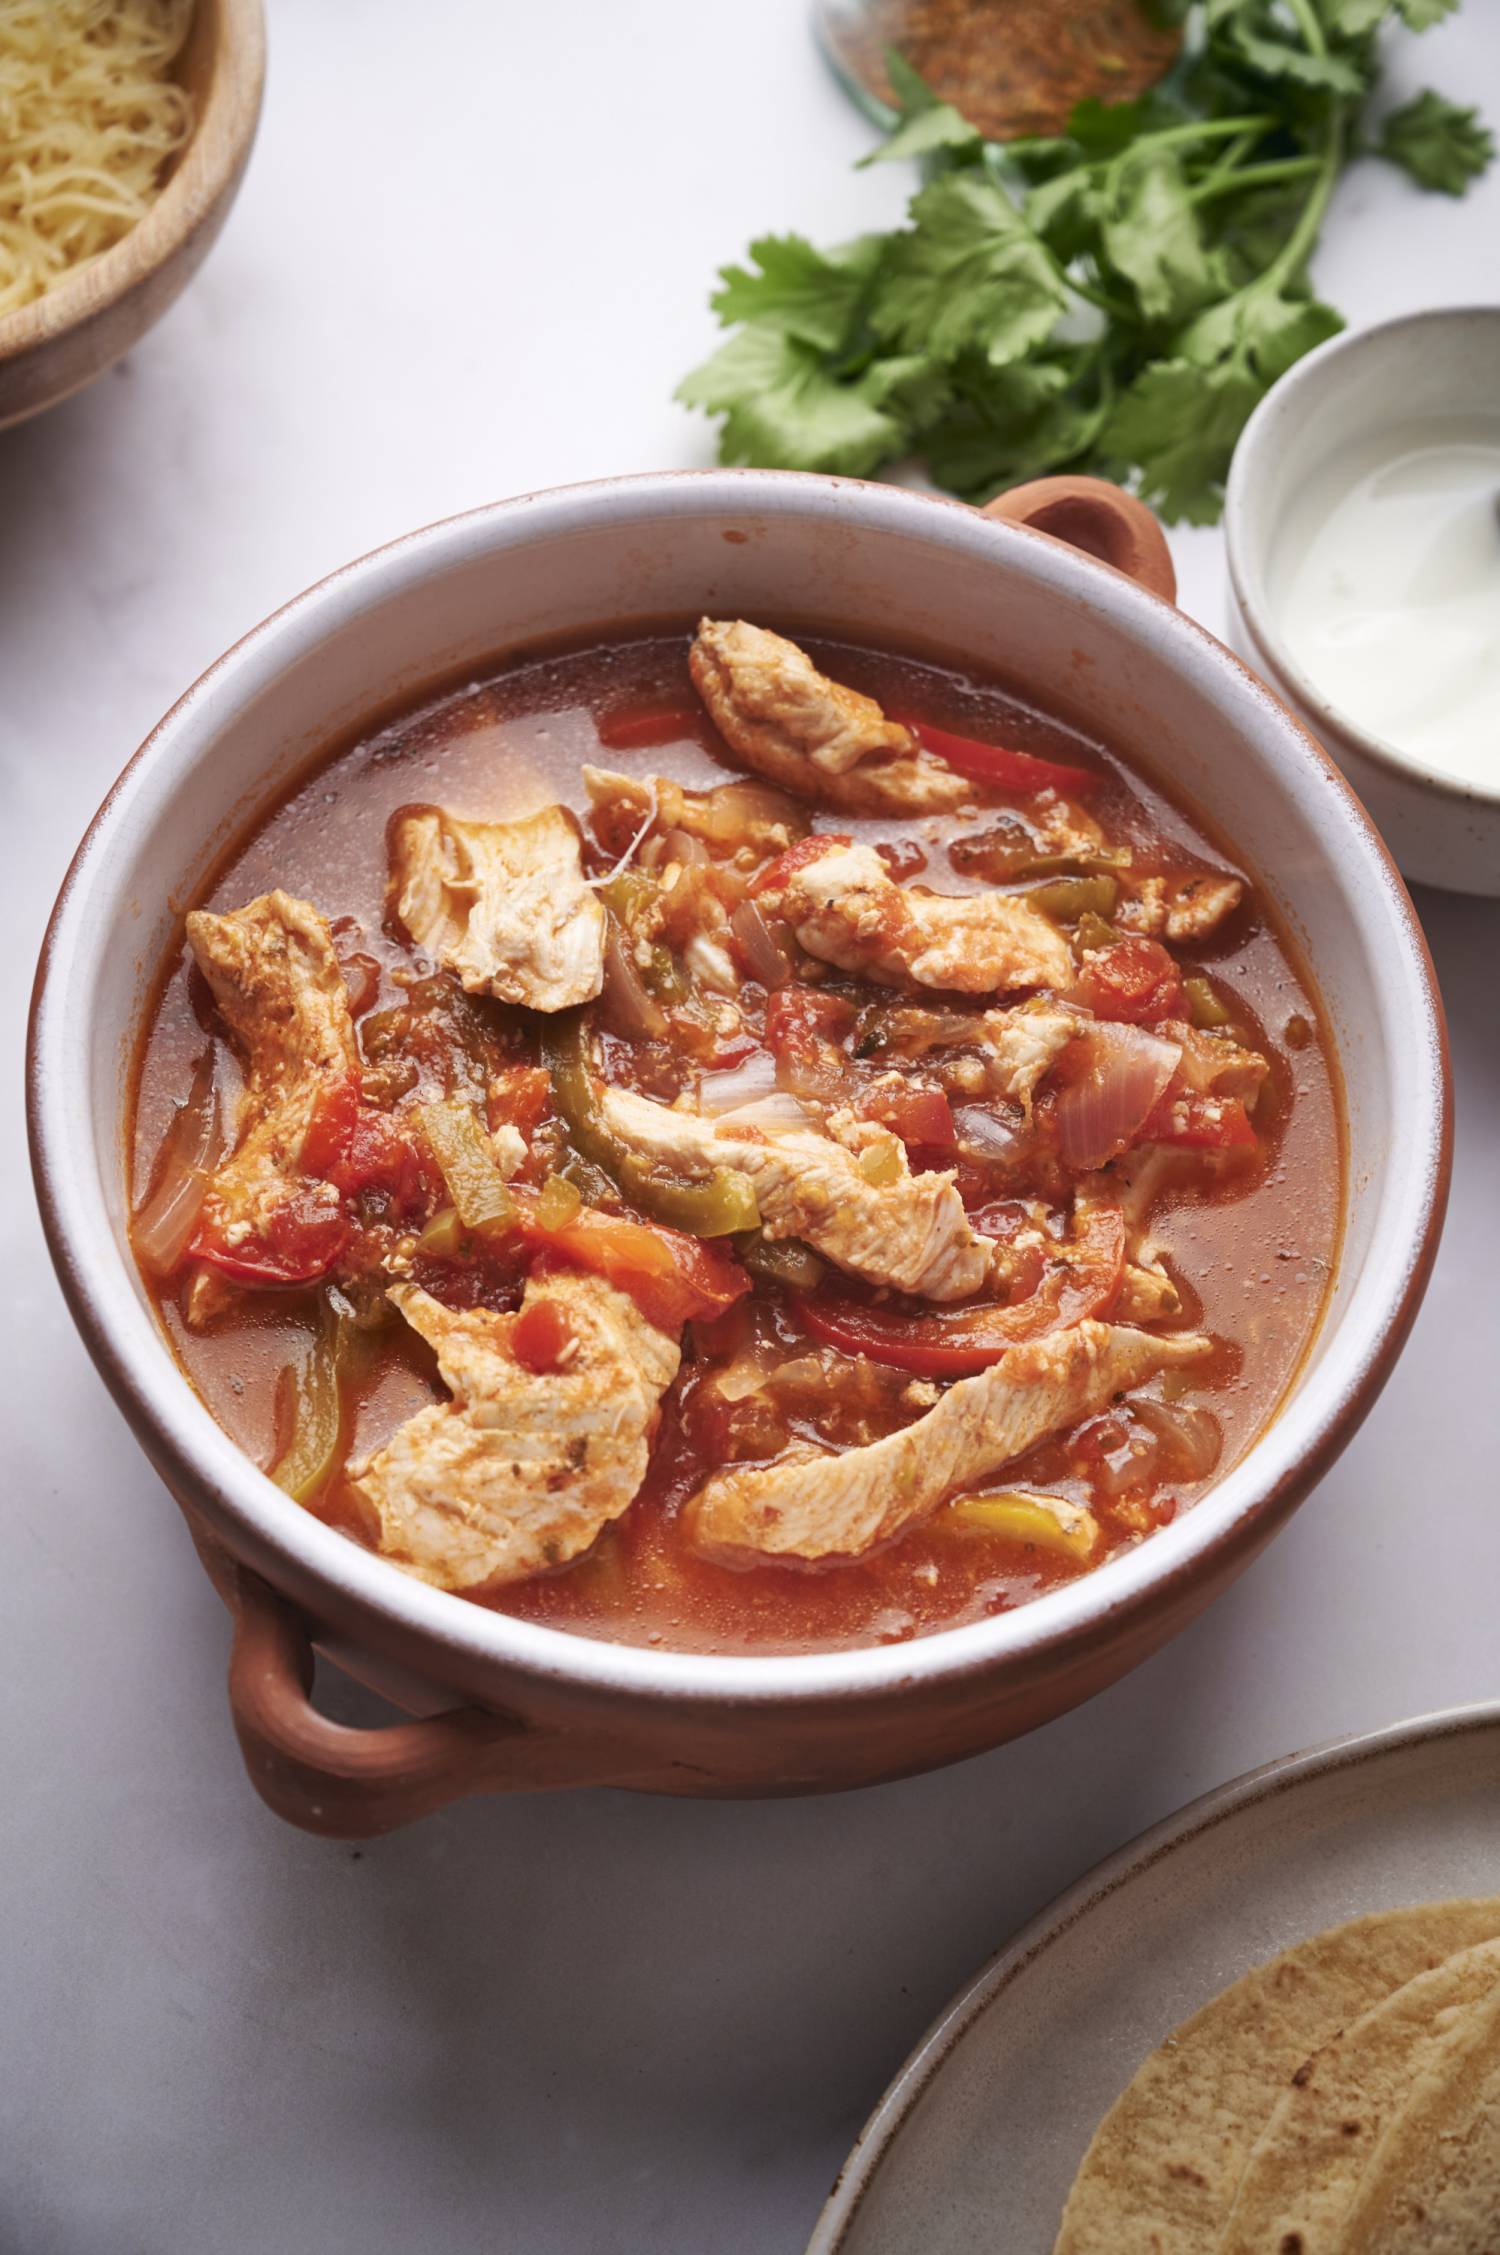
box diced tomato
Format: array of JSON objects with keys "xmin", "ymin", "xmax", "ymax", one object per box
[
  {"xmin": 511, "ymin": 1297, "xmax": 579, "ymax": 1375},
  {"xmin": 874, "ymin": 838, "xmax": 929, "ymax": 882},
  {"xmin": 764, "ymin": 984, "xmax": 857, "ymax": 1104},
  {"xmin": 334, "ymin": 1111, "xmax": 437, "ymax": 1215},
  {"xmin": 509, "ymin": 1188, "xmax": 750, "ymax": 1331},
  {"xmin": 595, "ymin": 705, "xmax": 712, "ymax": 753},
  {"xmin": 487, "ymin": 1064, "xmax": 554, "ymax": 1141},
  {"xmin": 191, "ymin": 1192, "xmax": 349, "ymax": 1287},
  {"xmin": 893, "ymin": 715, "xmax": 1099, "ymax": 797},
  {"xmin": 857, "ymin": 1080, "xmax": 956, "ymax": 1152},
  {"xmin": 1140, "ymin": 1083, "xmax": 1257, "ymax": 1149},
  {"xmin": 298, "ymin": 1074, "xmax": 361, "ymax": 1178},
  {"xmin": 705, "ymin": 1030, "xmax": 762, "ymax": 1071},
  {"xmin": 298, "ymin": 1079, "xmax": 437, "ymax": 1220},
  {"xmin": 1076, "ymin": 937, "xmax": 1183, "ymax": 1027},
  {"xmin": 764, "ymin": 986, "xmax": 856, "ymax": 1056},
  {"xmin": 793, "ymin": 1203, "xmax": 1125, "ymax": 1376},
  {"xmin": 749, "ymin": 834, "xmax": 850, "ymax": 898}
]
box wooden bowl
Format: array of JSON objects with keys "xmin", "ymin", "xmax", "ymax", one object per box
[{"xmin": 0, "ymin": 0, "xmax": 266, "ymax": 431}]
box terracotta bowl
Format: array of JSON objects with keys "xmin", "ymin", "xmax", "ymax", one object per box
[
  {"xmin": 27, "ymin": 471, "xmax": 1450, "ymax": 1837},
  {"xmin": 0, "ymin": 0, "xmax": 266, "ymax": 431}
]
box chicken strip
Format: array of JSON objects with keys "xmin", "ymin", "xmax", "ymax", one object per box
[
  {"xmin": 390, "ymin": 802, "xmax": 606, "ymax": 1010},
  {"xmin": 184, "ymin": 889, "xmax": 358, "ymax": 1256},
  {"xmin": 351, "ymin": 1272, "xmax": 680, "ymax": 1591},
  {"xmin": 690, "ymin": 619, "xmax": 969, "ymax": 814},
  {"xmin": 688, "ymin": 1320, "xmax": 1211, "ymax": 1565},
  {"xmin": 1117, "ymin": 869, "xmax": 1244, "ymax": 941},
  {"xmin": 759, "ymin": 837, "xmax": 1074, "ymax": 996},
  {"xmin": 866, "ymin": 1001, "xmax": 1082, "ymax": 1111},
  {"xmin": 597, "ymin": 1082, "xmax": 991, "ymax": 1302}
]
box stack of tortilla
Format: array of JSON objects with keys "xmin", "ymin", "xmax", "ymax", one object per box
[{"xmin": 1053, "ymin": 1897, "xmax": 1500, "ymax": 2251}]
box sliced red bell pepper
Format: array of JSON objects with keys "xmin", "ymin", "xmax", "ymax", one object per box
[
  {"xmin": 595, "ymin": 705, "xmax": 713, "ymax": 753},
  {"xmin": 792, "ymin": 1203, "xmax": 1125, "ymax": 1376},
  {"xmin": 893, "ymin": 715, "xmax": 1099, "ymax": 797}
]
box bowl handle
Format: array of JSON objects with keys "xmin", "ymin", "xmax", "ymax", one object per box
[
  {"xmin": 189, "ymin": 1524, "xmax": 640, "ymax": 1837},
  {"xmin": 981, "ymin": 476, "xmax": 1176, "ymax": 605}
]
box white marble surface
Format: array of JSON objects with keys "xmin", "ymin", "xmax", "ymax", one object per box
[{"xmin": 4, "ymin": 5, "xmax": 1498, "ymax": 2249}]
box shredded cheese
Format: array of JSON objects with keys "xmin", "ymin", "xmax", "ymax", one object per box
[{"xmin": 0, "ymin": 0, "xmax": 195, "ymax": 318}]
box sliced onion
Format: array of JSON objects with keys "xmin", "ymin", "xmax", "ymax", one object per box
[
  {"xmin": 1055, "ymin": 1024, "xmax": 1180, "ymax": 1170},
  {"xmin": 715, "ymin": 1347, "xmax": 777, "ymax": 1402},
  {"xmin": 697, "ymin": 1052, "xmax": 779, "ymax": 1113},
  {"xmin": 602, "ymin": 921, "xmax": 667, "ymax": 1040},
  {"xmin": 718, "ymin": 1092, "xmax": 816, "ymax": 1133},
  {"xmin": 730, "ymin": 898, "xmax": 796, "ymax": 989},
  {"xmin": 662, "ymin": 827, "xmax": 710, "ymax": 868},
  {"xmin": 132, "ymin": 1049, "xmax": 224, "ymax": 1276},
  {"xmin": 700, "ymin": 780, "xmax": 805, "ymax": 843},
  {"xmin": 1133, "ymin": 1398, "xmax": 1222, "ymax": 1483},
  {"xmin": 952, "ymin": 1104, "xmax": 1023, "ymax": 1162}
]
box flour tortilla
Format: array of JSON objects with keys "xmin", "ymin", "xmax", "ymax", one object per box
[
  {"xmin": 1337, "ymin": 1981, "xmax": 1500, "ymax": 2253},
  {"xmin": 1217, "ymin": 1936, "xmax": 1500, "ymax": 2251},
  {"xmin": 1052, "ymin": 1898, "xmax": 1500, "ymax": 2253}
]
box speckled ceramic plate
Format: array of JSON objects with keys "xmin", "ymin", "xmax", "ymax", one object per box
[{"xmin": 809, "ymin": 1704, "xmax": 1500, "ymax": 2254}]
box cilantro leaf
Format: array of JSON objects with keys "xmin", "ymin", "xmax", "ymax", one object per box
[
  {"xmin": 1101, "ymin": 151, "xmax": 1220, "ymax": 324},
  {"xmin": 709, "ymin": 235, "xmax": 884, "ymax": 354},
  {"xmin": 923, "ymin": 355, "xmax": 1104, "ymax": 497},
  {"xmin": 1101, "ymin": 357, "xmax": 1263, "ymax": 523},
  {"xmin": 860, "ymin": 102, "xmax": 982, "ymax": 168},
  {"xmin": 1379, "ymin": 89, "xmax": 1496, "ymax": 194},
  {"xmin": 676, "ymin": 0, "xmax": 1489, "ymax": 521},
  {"xmin": 676, "ymin": 327, "xmax": 925, "ymax": 478},
  {"xmin": 1179, "ymin": 287, "xmax": 1343, "ymax": 383},
  {"xmin": 1221, "ymin": 23, "xmax": 1367, "ymax": 96},
  {"xmin": 882, "ymin": 47, "xmax": 942, "ymax": 113},
  {"xmin": 1316, "ymin": 0, "xmax": 1388, "ymax": 35},
  {"xmin": 1023, "ymin": 168, "xmax": 1103, "ymax": 262},
  {"xmin": 871, "ymin": 173, "xmax": 1067, "ymax": 366},
  {"xmin": 1063, "ymin": 89, "xmax": 1189, "ymax": 157}
]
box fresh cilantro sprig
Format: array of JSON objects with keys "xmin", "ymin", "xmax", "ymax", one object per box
[{"xmin": 677, "ymin": 0, "xmax": 1492, "ymax": 523}]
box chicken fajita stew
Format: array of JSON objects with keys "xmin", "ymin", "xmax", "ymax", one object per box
[{"xmin": 130, "ymin": 619, "xmax": 1340, "ymax": 1656}]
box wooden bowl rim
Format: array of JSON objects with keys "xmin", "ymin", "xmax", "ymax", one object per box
[{"xmin": 0, "ymin": 0, "xmax": 267, "ymax": 368}]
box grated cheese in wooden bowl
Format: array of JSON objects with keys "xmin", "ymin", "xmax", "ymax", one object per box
[{"xmin": 0, "ymin": 0, "xmax": 195, "ymax": 318}]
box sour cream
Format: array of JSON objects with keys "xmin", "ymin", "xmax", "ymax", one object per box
[{"xmin": 1266, "ymin": 417, "xmax": 1500, "ymax": 793}]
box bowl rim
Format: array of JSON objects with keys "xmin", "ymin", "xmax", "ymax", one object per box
[
  {"xmin": 1224, "ymin": 302, "xmax": 1500, "ymax": 813},
  {"xmin": 0, "ymin": 0, "xmax": 267, "ymax": 369},
  {"xmin": 27, "ymin": 467, "xmax": 1452, "ymax": 1707}
]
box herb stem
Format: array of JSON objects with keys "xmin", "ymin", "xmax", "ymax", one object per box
[
  {"xmin": 1120, "ymin": 113, "xmax": 1276, "ymax": 155},
  {"xmin": 1268, "ymin": 103, "xmax": 1345, "ymax": 289},
  {"xmin": 1188, "ymin": 130, "xmax": 1262, "ymax": 198},
  {"xmin": 1189, "ymin": 155, "xmax": 1324, "ymax": 204},
  {"xmin": 1282, "ymin": 0, "xmax": 1328, "ymax": 56}
]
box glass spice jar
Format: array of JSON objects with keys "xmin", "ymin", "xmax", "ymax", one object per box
[{"xmin": 815, "ymin": 0, "xmax": 1182, "ymax": 139}]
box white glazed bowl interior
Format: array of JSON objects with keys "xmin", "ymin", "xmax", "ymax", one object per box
[
  {"xmin": 31, "ymin": 471, "xmax": 1446, "ymax": 1707},
  {"xmin": 1226, "ymin": 306, "xmax": 1500, "ymax": 893}
]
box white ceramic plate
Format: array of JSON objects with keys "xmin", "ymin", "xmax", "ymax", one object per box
[{"xmin": 809, "ymin": 1705, "xmax": 1500, "ymax": 2253}]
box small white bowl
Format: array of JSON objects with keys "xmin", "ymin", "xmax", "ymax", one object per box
[{"xmin": 1225, "ymin": 306, "xmax": 1500, "ymax": 897}]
